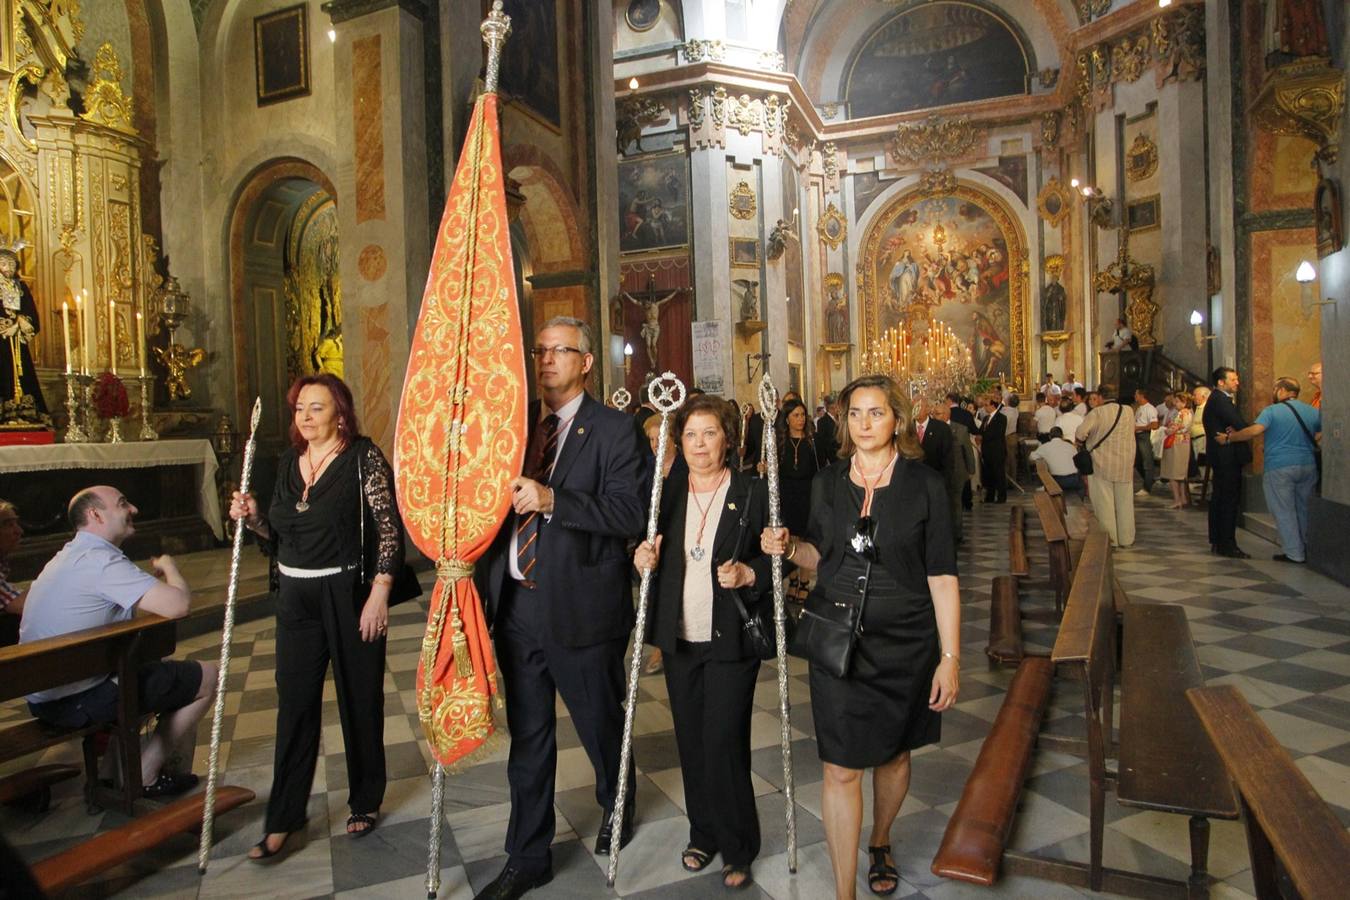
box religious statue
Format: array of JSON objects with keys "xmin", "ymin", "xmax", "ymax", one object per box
[
  {"xmin": 0, "ymin": 247, "xmax": 48, "ymax": 424},
  {"xmin": 153, "ymin": 343, "xmax": 206, "ymax": 401},
  {"xmin": 1263, "ymin": 0, "xmax": 1329, "ymax": 66},
  {"xmin": 621, "ymin": 275, "xmax": 680, "ymax": 366},
  {"xmin": 732, "ymin": 278, "xmax": 760, "ymax": 322},
  {"xmin": 1041, "ymin": 261, "xmax": 1067, "ymax": 332},
  {"xmin": 825, "ymin": 278, "xmax": 849, "ymax": 344}
]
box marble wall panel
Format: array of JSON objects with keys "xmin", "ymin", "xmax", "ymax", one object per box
[{"xmin": 352, "ymin": 34, "xmax": 386, "ymax": 224}]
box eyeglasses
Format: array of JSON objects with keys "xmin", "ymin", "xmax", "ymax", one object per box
[
  {"xmin": 529, "ymin": 346, "xmax": 584, "ymax": 359},
  {"xmin": 849, "ymin": 515, "xmax": 878, "ymax": 562}
]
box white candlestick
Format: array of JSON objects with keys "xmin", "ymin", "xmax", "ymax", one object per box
[
  {"xmin": 108, "ymin": 300, "xmax": 117, "ymax": 375},
  {"xmin": 136, "ymin": 311, "xmax": 146, "ymax": 377},
  {"xmin": 61, "ymin": 301, "xmax": 72, "ymax": 375}
]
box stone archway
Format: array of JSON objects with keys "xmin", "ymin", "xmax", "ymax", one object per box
[{"xmin": 226, "ymin": 158, "xmax": 338, "ymax": 442}]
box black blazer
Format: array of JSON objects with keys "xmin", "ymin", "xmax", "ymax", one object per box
[
  {"xmin": 816, "ymin": 414, "xmax": 839, "ymax": 461},
  {"xmin": 478, "ymin": 392, "xmax": 647, "ymax": 648},
  {"xmin": 647, "ymin": 469, "xmax": 773, "ymax": 661},
  {"xmin": 1202, "ymin": 390, "xmax": 1252, "ymax": 467},
  {"xmin": 979, "ymin": 409, "xmax": 1007, "ymax": 461},
  {"xmin": 949, "ymin": 406, "xmax": 976, "ymax": 433},
  {"xmin": 918, "ymin": 418, "xmax": 954, "ymax": 482}
]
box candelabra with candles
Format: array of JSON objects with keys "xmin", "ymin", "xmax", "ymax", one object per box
[{"xmin": 861, "ymin": 318, "xmax": 977, "ymax": 400}]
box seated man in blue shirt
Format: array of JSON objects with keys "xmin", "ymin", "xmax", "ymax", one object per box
[
  {"xmin": 19, "ymin": 486, "xmax": 216, "ymax": 798},
  {"xmin": 1217, "ymin": 376, "xmax": 1322, "ymax": 563}
]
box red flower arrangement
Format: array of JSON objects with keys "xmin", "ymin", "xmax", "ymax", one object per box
[{"xmin": 92, "ymin": 372, "xmax": 130, "ymax": 419}]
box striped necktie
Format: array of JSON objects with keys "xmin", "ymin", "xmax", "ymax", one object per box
[{"xmin": 515, "ymin": 413, "xmax": 560, "ymax": 581}]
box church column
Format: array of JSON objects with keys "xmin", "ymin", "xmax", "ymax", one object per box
[
  {"xmin": 324, "ymin": 0, "xmax": 431, "ymax": 452},
  {"xmin": 1205, "ymin": 0, "xmax": 1238, "ymax": 366},
  {"xmin": 590, "ymin": 0, "xmax": 620, "ymax": 391},
  {"xmin": 689, "ymin": 145, "xmax": 733, "ymax": 394},
  {"xmin": 1158, "ymin": 77, "xmax": 1209, "ymax": 375}
]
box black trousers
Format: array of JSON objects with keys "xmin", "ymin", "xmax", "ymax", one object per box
[
  {"xmin": 494, "ymin": 580, "xmax": 628, "ymax": 876},
  {"xmin": 1135, "ymin": 432, "xmax": 1156, "ymax": 491},
  {"xmin": 664, "ymin": 641, "xmax": 761, "ymax": 866},
  {"xmin": 983, "ymin": 455, "xmax": 1007, "ymax": 503},
  {"xmin": 1209, "ymin": 463, "xmax": 1243, "ymax": 550},
  {"xmin": 267, "ymin": 572, "xmax": 386, "ymax": 833}
]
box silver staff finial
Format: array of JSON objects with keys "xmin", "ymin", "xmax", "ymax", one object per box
[
  {"xmin": 481, "ymin": 1, "xmax": 512, "ymax": 94},
  {"xmin": 611, "ymin": 387, "xmax": 632, "ymax": 412},
  {"xmin": 248, "ymin": 397, "xmax": 262, "ymax": 435}
]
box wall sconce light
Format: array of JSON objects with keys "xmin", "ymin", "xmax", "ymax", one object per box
[
  {"xmin": 628, "ymin": 77, "xmax": 640, "ymax": 91},
  {"xmin": 1078, "ymin": 185, "xmax": 1114, "ymax": 229},
  {"xmin": 1190, "ymin": 310, "xmax": 1216, "ymax": 351},
  {"xmin": 1295, "ymin": 259, "xmax": 1338, "ymax": 315},
  {"xmin": 623, "ymin": 342, "xmax": 634, "ymax": 378},
  {"xmin": 327, "ymin": 28, "xmax": 337, "ymax": 43},
  {"xmin": 767, "ymin": 206, "xmax": 800, "ymax": 261},
  {"xmin": 1158, "ymin": 0, "xmax": 1173, "ymax": 8}
]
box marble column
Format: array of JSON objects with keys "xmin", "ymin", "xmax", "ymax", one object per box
[
  {"xmin": 1158, "ymin": 77, "xmax": 1209, "ymax": 375},
  {"xmin": 325, "ymin": 0, "xmax": 430, "ymax": 452}
]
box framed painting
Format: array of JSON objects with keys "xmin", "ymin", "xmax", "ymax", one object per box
[
  {"xmin": 497, "ymin": 0, "xmax": 560, "ymax": 128},
  {"xmin": 619, "ymin": 151, "xmax": 690, "ymax": 254},
  {"xmin": 254, "ymin": 4, "xmax": 310, "ymax": 107},
  {"xmin": 730, "ymin": 238, "xmax": 760, "ymax": 267},
  {"xmin": 1315, "ymin": 178, "xmax": 1343, "ymax": 259},
  {"xmin": 1126, "ymin": 195, "xmax": 1160, "ymax": 233},
  {"xmin": 1036, "ymin": 178, "xmax": 1072, "ymax": 227},
  {"xmin": 626, "ymin": 0, "xmax": 661, "ymax": 32}
]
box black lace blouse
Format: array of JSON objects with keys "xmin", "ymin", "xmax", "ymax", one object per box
[{"xmin": 260, "ymin": 437, "xmax": 402, "ymax": 576}]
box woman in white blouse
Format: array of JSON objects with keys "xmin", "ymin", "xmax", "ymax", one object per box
[{"xmin": 634, "ymin": 394, "xmax": 773, "ymax": 891}]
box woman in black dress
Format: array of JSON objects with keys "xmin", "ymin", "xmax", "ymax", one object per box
[
  {"xmin": 763, "ymin": 374, "xmax": 961, "ymax": 899},
  {"xmin": 634, "ymin": 395, "xmax": 772, "ymax": 890},
  {"xmin": 778, "ymin": 398, "xmax": 828, "ymax": 602},
  {"xmin": 230, "ymin": 373, "xmax": 405, "ymax": 860}
]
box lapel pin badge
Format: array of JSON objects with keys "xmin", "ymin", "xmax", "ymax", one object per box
[
  {"xmin": 576, "ymin": 426, "xmax": 585, "ymax": 435},
  {"xmin": 727, "ymin": 502, "xmax": 737, "ymax": 510}
]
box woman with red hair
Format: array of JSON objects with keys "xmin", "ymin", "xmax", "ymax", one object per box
[{"xmin": 230, "ymin": 373, "xmax": 409, "ymax": 861}]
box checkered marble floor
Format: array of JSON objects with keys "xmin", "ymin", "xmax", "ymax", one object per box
[{"xmin": 3, "ymin": 484, "xmax": 1349, "ymax": 899}]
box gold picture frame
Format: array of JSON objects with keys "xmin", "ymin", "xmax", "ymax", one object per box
[
  {"xmin": 1036, "ymin": 177, "xmax": 1072, "ymax": 228},
  {"xmin": 1126, "ymin": 133, "xmax": 1158, "ymax": 182},
  {"xmin": 729, "ymin": 181, "xmax": 757, "ymax": 220},
  {"xmin": 1126, "ymin": 195, "xmax": 1160, "ymax": 233},
  {"xmin": 730, "ymin": 237, "xmax": 760, "ymax": 267},
  {"xmin": 254, "ymin": 4, "xmax": 310, "ymax": 107},
  {"xmin": 817, "ymin": 202, "xmax": 847, "ymax": 249}
]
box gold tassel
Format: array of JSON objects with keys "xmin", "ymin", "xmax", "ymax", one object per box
[{"xmin": 451, "ymin": 596, "xmax": 473, "ymax": 678}]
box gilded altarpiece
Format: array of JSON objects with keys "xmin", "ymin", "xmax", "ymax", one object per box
[
  {"xmin": 0, "ymin": 4, "xmax": 150, "ymax": 382},
  {"xmin": 859, "ymin": 183, "xmax": 1029, "ymax": 390}
]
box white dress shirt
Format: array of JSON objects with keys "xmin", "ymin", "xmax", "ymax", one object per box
[
  {"xmin": 1029, "ymin": 438, "xmax": 1079, "ymax": 476},
  {"xmin": 509, "ymin": 391, "xmax": 586, "ymax": 580}
]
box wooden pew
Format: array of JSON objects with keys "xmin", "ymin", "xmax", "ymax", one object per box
[
  {"xmin": 1008, "ymin": 506, "xmax": 1029, "ymax": 577},
  {"xmin": 0, "ymin": 616, "xmax": 177, "ymax": 815},
  {"xmin": 1034, "ymin": 460, "xmax": 1066, "ymax": 519},
  {"xmin": 0, "ymin": 763, "xmax": 80, "ymax": 812},
  {"xmin": 29, "ymin": 785, "xmax": 256, "ymax": 894},
  {"xmin": 1188, "ymin": 685, "xmax": 1350, "ymax": 900},
  {"xmin": 1033, "ymin": 492, "xmax": 1073, "ymax": 615},
  {"xmin": 985, "ymin": 574, "xmax": 1023, "ymax": 667}
]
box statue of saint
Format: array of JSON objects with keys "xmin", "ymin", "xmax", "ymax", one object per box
[
  {"xmin": 0, "ymin": 248, "xmax": 47, "ymax": 423},
  {"xmin": 621, "ymin": 281, "xmax": 680, "ymax": 367},
  {"xmin": 1041, "ymin": 268, "xmax": 1067, "ymax": 332},
  {"xmin": 825, "ymin": 280, "xmax": 849, "ymax": 344},
  {"xmin": 732, "ymin": 279, "xmax": 760, "ymax": 322}
]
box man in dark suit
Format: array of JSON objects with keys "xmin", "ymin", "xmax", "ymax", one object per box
[
  {"xmin": 914, "ymin": 397, "xmax": 954, "ymax": 482},
  {"xmin": 979, "ymin": 395, "xmax": 1008, "ymax": 503},
  {"xmin": 475, "ymin": 317, "xmax": 646, "ymax": 900},
  {"xmin": 1202, "ymin": 366, "xmax": 1252, "ymax": 558},
  {"xmin": 815, "ymin": 394, "xmax": 839, "ymax": 461},
  {"xmin": 947, "ymin": 393, "xmax": 977, "ymax": 509}
]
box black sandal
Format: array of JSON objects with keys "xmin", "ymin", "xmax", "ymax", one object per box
[
  {"xmin": 721, "ymin": 864, "xmax": 753, "ymax": 891},
  {"xmin": 347, "ymin": 812, "xmax": 378, "ymax": 838},
  {"xmin": 867, "ymin": 845, "xmax": 898, "ymax": 896},
  {"xmin": 248, "ymin": 832, "xmax": 292, "ymax": 863},
  {"xmin": 681, "ymin": 845, "xmax": 713, "ymax": 872}
]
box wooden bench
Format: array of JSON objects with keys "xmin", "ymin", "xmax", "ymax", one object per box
[
  {"xmin": 1188, "ymin": 685, "xmax": 1350, "ymax": 900},
  {"xmin": 29, "ymin": 785, "xmax": 255, "ymax": 894},
  {"xmin": 1034, "ymin": 460, "xmax": 1066, "ymax": 519},
  {"xmin": 1009, "ymin": 506, "xmax": 1029, "ymax": 577},
  {"xmin": 0, "ymin": 616, "xmax": 177, "ymax": 815},
  {"xmin": 985, "ymin": 574, "xmax": 1023, "ymax": 667},
  {"xmin": 1033, "ymin": 492, "xmax": 1073, "ymax": 615}
]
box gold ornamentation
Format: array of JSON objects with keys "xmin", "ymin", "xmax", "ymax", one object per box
[
  {"xmin": 1093, "ymin": 229, "xmax": 1157, "ymax": 345},
  {"xmin": 616, "ymin": 94, "xmax": 667, "ymax": 154},
  {"xmin": 1250, "ymin": 57, "xmax": 1346, "ymax": 165},
  {"xmin": 915, "ymin": 169, "xmax": 956, "ymax": 198},
  {"xmin": 1126, "ymin": 133, "xmax": 1158, "ymax": 181},
  {"xmin": 1036, "ymin": 177, "xmax": 1073, "ymax": 228},
  {"xmin": 817, "ymin": 202, "xmax": 846, "ymax": 250},
  {"xmin": 1041, "ymin": 110, "xmax": 1062, "ymax": 148},
  {"xmin": 757, "ymin": 50, "xmax": 784, "ymax": 72},
  {"xmin": 682, "ymin": 39, "xmax": 725, "ymax": 63},
  {"xmin": 6, "ymin": 64, "xmax": 42, "ymax": 153},
  {"xmin": 110, "ymin": 172, "xmax": 128, "ymax": 192},
  {"xmin": 729, "ymin": 181, "xmax": 756, "ymax": 220},
  {"xmin": 153, "ymin": 343, "xmax": 206, "ymax": 400},
  {"xmin": 821, "ymin": 141, "xmax": 840, "ymax": 184},
  {"xmin": 888, "ymin": 115, "xmax": 981, "ymax": 166},
  {"xmin": 1111, "ymin": 35, "xmax": 1150, "ymax": 84},
  {"xmin": 710, "ymin": 85, "xmax": 728, "ymax": 129},
  {"xmin": 687, "ymin": 88, "xmax": 704, "ymax": 130},
  {"xmin": 1044, "ymin": 254, "xmax": 1065, "ymax": 277},
  {"xmin": 79, "ymin": 43, "xmax": 136, "ymax": 133},
  {"xmin": 1041, "ymin": 330, "xmax": 1071, "ymax": 361},
  {"xmin": 727, "ymin": 93, "xmax": 761, "ymax": 137}
]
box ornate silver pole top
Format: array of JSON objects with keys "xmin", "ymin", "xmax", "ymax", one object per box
[
  {"xmin": 611, "ymin": 387, "xmax": 632, "ymax": 412},
  {"xmin": 247, "ymin": 396, "xmax": 262, "ymax": 437},
  {"xmin": 481, "ymin": 1, "xmax": 512, "ymax": 94},
  {"xmin": 757, "ymin": 373, "xmax": 779, "ymax": 420}
]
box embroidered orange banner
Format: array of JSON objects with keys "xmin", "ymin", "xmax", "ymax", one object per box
[{"xmin": 395, "ymin": 92, "xmax": 525, "ymax": 767}]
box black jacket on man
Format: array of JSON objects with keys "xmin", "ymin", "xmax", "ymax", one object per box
[
  {"xmin": 1202, "ymin": 389, "xmax": 1250, "ymax": 551},
  {"xmin": 917, "ymin": 417, "xmax": 954, "ymax": 482}
]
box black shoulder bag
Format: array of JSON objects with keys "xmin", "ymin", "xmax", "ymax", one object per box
[
  {"xmin": 1074, "ymin": 403, "xmax": 1123, "ymax": 476},
  {"xmin": 725, "ymin": 505, "xmax": 782, "ymax": 660},
  {"xmin": 1280, "ymin": 400, "xmax": 1322, "ymax": 490},
  {"xmin": 358, "ymin": 447, "xmax": 424, "ymax": 607}
]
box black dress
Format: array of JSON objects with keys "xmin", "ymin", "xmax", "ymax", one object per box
[
  {"xmin": 778, "ymin": 435, "xmax": 824, "ymax": 536},
  {"xmin": 0, "ymin": 280, "xmax": 47, "ymax": 416},
  {"xmin": 804, "ymin": 458, "xmax": 958, "ymax": 769}
]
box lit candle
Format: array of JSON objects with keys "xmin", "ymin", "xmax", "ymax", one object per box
[
  {"xmin": 61, "ymin": 301, "xmax": 72, "ymax": 375},
  {"xmin": 136, "ymin": 311, "xmax": 146, "ymax": 377},
  {"xmin": 76, "ymin": 292, "xmax": 88, "ymax": 375},
  {"xmin": 108, "ymin": 300, "xmax": 117, "ymax": 375}
]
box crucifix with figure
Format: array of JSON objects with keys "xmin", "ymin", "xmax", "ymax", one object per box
[{"xmin": 620, "ymin": 274, "xmax": 686, "ymax": 368}]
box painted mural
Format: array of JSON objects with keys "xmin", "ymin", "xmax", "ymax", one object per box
[
  {"xmin": 845, "ymin": 3, "xmax": 1029, "ymax": 118},
  {"xmin": 860, "ymin": 185, "xmax": 1027, "ymax": 387}
]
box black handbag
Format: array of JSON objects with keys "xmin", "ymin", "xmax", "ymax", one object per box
[
  {"xmin": 788, "ymin": 559, "xmax": 871, "ymax": 678},
  {"xmin": 1074, "ymin": 404, "xmax": 1123, "ymax": 476},
  {"xmin": 725, "ymin": 506, "xmax": 783, "ymax": 660},
  {"xmin": 358, "ymin": 447, "xmax": 424, "ymax": 607}
]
